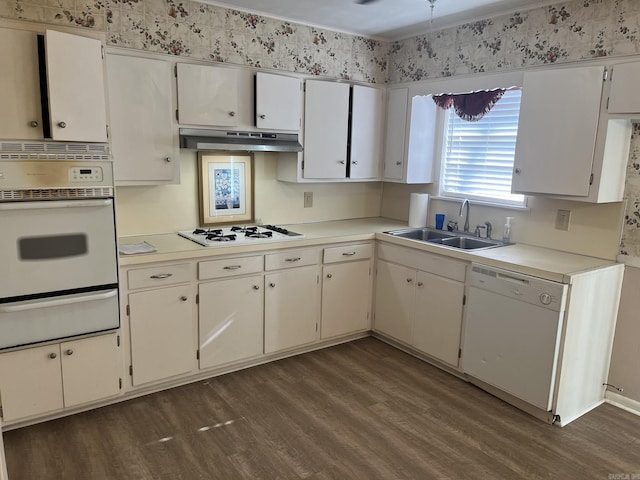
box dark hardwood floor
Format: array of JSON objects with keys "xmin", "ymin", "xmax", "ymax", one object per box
[{"xmin": 4, "ymin": 337, "xmax": 640, "ymax": 479}]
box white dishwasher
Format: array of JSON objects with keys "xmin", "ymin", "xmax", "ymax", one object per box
[{"xmin": 463, "ymin": 264, "xmax": 568, "ymax": 411}]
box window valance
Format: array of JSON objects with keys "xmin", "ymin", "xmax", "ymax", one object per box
[{"xmin": 432, "ymin": 88, "xmax": 514, "ymax": 122}]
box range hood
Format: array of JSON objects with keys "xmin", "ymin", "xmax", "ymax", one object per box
[{"xmin": 179, "ymin": 128, "xmax": 302, "ymax": 152}]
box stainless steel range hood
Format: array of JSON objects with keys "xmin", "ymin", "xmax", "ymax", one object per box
[{"xmin": 179, "ymin": 128, "xmax": 302, "ymax": 152}]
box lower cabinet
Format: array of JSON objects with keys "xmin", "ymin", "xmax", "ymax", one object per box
[
  {"xmin": 374, "ymin": 243, "xmax": 467, "ymax": 367},
  {"xmin": 128, "ymin": 284, "xmax": 196, "ymax": 385},
  {"xmin": 0, "ymin": 333, "xmax": 122, "ymax": 422},
  {"xmin": 198, "ymin": 275, "xmax": 264, "ymax": 369}
]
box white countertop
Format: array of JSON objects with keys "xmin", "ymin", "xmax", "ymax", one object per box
[{"xmin": 119, "ymin": 217, "xmax": 618, "ymax": 282}]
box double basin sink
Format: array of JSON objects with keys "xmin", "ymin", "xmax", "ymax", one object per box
[{"xmin": 383, "ymin": 227, "xmax": 508, "ymax": 251}]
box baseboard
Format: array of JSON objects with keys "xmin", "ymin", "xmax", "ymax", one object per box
[{"xmin": 605, "ymin": 391, "xmax": 640, "ymax": 417}]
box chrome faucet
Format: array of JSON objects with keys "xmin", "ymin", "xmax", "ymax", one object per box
[{"xmin": 459, "ymin": 198, "xmax": 470, "ymax": 233}]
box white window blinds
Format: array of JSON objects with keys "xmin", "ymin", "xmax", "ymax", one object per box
[{"xmin": 440, "ymin": 89, "xmax": 525, "ymax": 206}]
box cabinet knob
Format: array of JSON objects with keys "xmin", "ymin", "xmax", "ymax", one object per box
[
  {"xmin": 514, "ymin": 167, "xmax": 521, "ymax": 174},
  {"xmin": 352, "ymin": 161, "xmax": 358, "ymax": 165},
  {"xmin": 253, "ymin": 285, "xmax": 260, "ymax": 290},
  {"xmin": 259, "ymin": 114, "xmax": 266, "ymax": 119},
  {"xmin": 30, "ymin": 120, "xmax": 39, "ymax": 128},
  {"xmin": 326, "ymin": 273, "xmax": 332, "ymax": 279},
  {"xmin": 269, "ymin": 282, "xmax": 276, "ymax": 288},
  {"xmin": 417, "ymin": 281, "xmax": 423, "ymax": 287},
  {"xmin": 180, "ymin": 296, "xmax": 188, "ymax": 302},
  {"xmin": 338, "ymin": 160, "xmax": 345, "ymax": 165},
  {"xmin": 49, "ymin": 352, "xmax": 57, "ymax": 359},
  {"xmin": 229, "ymin": 111, "xmax": 236, "ymax": 117},
  {"xmin": 164, "ymin": 156, "xmax": 172, "ymax": 163},
  {"xmin": 406, "ymin": 278, "xmax": 413, "ymax": 283},
  {"xmin": 396, "ymin": 161, "xmax": 402, "ymax": 166},
  {"xmin": 57, "ymin": 121, "xmax": 67, "ymax": 128},
  {"xmin": 65, "ymin": 349, "xmax": 74, "ymax": 356}
]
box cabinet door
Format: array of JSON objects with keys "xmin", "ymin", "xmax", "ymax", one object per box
[
  {"xmin": 383, "ymin": 88, "xmax": 408, "ymax": 181},
  {"xmin": 350, "ymin": 85, "xmax": 384, "ymax": 180},
  {"xmin": 199, "ymin": 275, "xmax": 264, "ymax": 369},
  {"xmin": 45, "ymin": 30, "xmax": 108, "ymax": 142},
  {"xmin": 374, "ymin": 260, "xmax": 415, "ymax": 344},
  {"xmin": 512, "ymin": 66, "xmax": 604, "ymax": 197},
  {"xmin": 265, "ymin": 266, "xmax": 320, "ymax": 353},
  {"xmin": 413, "ymin": 272, "xmax": 464, "ymax": 366},
  {"xmin": 176, "ymin": 63, "xmax": 238, "ymax": 127},
  {"xmin": 60, "ymin": 333, "xmax": 122, "ymax": 407},
  {"xmin": 255, "ymin": 72, "xmax": 302, "ymax": 131},
  {"xmin": 321, "ymin": 261, "xmax": 371, "ymax": 339},
  {"xmin": 129, "ymin": 285, "xmax": 195, "ymax": 385},
  {"xmin": 0, "ymin": 345, "xmax": 63, "ymax": 422},
  {"xmin": 609, "ymin": 62, "xmax": 640, "ymax": 114},
  {"xmin": 303, "ymin": 80, "xmax": 350, "ymax": 179},
  {"xmin": 107, "ymin": 54, "xmax": 178, "ymax": 183},
  {"xmin": 0, "ymin": 28, "xmax": 42, "ymax": 140}
]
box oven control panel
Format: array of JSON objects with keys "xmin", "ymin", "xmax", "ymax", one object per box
[{"xmin": 69, "ymin": 166, "xmax": 103, "ymax": 182}]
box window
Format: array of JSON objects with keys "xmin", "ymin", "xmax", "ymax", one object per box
[{"xmin": 439, "ymin": 89, "xmax": 525, "ymax": 206}]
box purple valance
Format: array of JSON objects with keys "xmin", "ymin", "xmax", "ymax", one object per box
[{"xmin": 432, "ymin": 88, "xmax": 506, "ymax": 122}]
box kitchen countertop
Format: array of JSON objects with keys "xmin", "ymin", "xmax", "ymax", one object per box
[{"xmin": 119, "ymin": 217, "xmax": 618, "ymax": 282}]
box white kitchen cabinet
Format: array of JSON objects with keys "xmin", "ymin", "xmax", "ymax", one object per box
[
  {"xmin": 198, "ymin": 275, "xmax": 264, "ymax": 369},
  {"xmin": 303, "ymin": 80, "xmax": 350, "ymax": 179},
  {"xmin": 512, "ymin": 65, "xmax": 631, "ymax": 203},
  {"xmin": 382, "ymin": 89, "xmax": 437, "ymax": 184},
  {"xmin": 255, "ymin": 72, "xmax": 302, "ymax": 131},
  {"xmin": 350, "ymin": 85, "xmax": 384, "ymax": 180},
  {"xmin": 321, "ymin": 244, "xmax": 374, "ymax": 339},
  {"xmin": 106, "ymin": 53, "xmax": 179, "ymax": 185},
  {"xmin": 0, "ymin": 27, "xmax": 107, "ymax": 142},
  {"xmin": 0, "ymin": 333, "xmax": 122, "ymax": 422},
  {"xmin": 375, "ymin": 243, "xmax": 467, "ymax": 367},
  {"xmin": 176, "ymin": 63, "xmax": 238, "ymax": 127},
  {"xmin": 128, "ymin": 284, "xmax": 196, "ymax": 385},
  {"xmin": 608, "ymin": 61, "xmax": 640, "ymax": 114},
  {"xmin": 264, "ymin": 248, "xmax": 321, "ymax": 353}
]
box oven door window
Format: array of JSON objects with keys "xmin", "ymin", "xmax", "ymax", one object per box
[{"xmin": 19, "ymin": 234, "xmax": 88, "ymax": 260}]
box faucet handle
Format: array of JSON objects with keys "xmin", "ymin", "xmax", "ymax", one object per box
[{"xmin": 474, "ymin": 225, "xmax": 486, "ymax": 238}]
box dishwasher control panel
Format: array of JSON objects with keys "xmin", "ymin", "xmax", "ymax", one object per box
[{"xmin": 470, "ymin": 264, "xmax": 568, "ymax": 311}]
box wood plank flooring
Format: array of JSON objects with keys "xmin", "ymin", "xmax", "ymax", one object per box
[{"xmin": 4, "ymin": 337, "xmax": 640, "ymax": 479}]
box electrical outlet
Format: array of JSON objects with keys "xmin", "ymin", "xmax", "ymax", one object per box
[
  {"xmin": 304, "ymin": 191, "xmax": 313, "ymax": 208},
  {"xmin": 555, "ymin": 209, "xmax": 571, "ymax": 231}
]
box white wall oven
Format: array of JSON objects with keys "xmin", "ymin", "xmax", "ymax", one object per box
[{"xmin": 0, "ymin": 156, "xmax": 119, "ymax": 350}]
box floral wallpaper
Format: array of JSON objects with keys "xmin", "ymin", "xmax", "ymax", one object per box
[{"xmin": 3, "ymin": 0, "xmax": 640, "ymax": 256}]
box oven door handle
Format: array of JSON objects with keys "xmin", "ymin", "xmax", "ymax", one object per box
[
  {"xmin": 0, "ymin": 289, "xmax": 117, "ymax": 313},
  {"xmin": 0, "ymin": 199, "xmax": 113, "ymax": 211}
]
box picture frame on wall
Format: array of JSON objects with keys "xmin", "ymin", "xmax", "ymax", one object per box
[{"xmin": 198, "ymin": 153, "xmax": 254, "ymax": 226}]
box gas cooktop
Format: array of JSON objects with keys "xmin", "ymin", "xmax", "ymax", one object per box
[{"xmin": 178, "ymin": 225, "xmax": 303, "ymax": 247}]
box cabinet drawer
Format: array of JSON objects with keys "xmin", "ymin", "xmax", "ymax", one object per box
[
  {"xmin": 324, "ymin": 243, "xmax": 373, "ymax": 264},
  {"xmin": 265, "ymin": 248, "xmax": 319, "ymax": 271},
  {"xmin": 199, "ymin": 255, "xmax": 263, "ymax": 280},
  {"xmin": 377, "ymin": 243, "xmax": 467, "ymax": 282},
  {"xmin": 128, "ymin": 263, "xmax": 194, "ymax": 290}
]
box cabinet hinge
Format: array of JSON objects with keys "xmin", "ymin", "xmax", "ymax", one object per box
[
  {"xmin": 0, "ymin": 405, "xmax": 3, "ymax": 419},
  {"xmin": 101, "ymin": 45, "xmax": 104, "ymax": 60},
  {"xmin": 119, "ymin": 378, "xmax": 123, "ymax": 390},
  {"xmin": 129, "ymin": 365, "xmax": 133, "ymax": 376},
  {"xmin": 589, "ymin": 173, "xmax": 594, "ymax": 185},
  {"xmin": 301, "ymin": 160, "xmax": 304, "ymax": 171},
  {"xmin": 106, "ymin": 124, "xmax": 109, "ymax": 139},
  {"xmin": 462, "ymin": 295, "xmax": 466, "ymax": 306},
  {"xmin": 117, "ymin": 335, "xmax": 120, "ymax": 347},
  {"xmin": 176, "ymin": 109, "xmax": 180, "ymax": 122},
  {"xmin": 126, "ymin": 304, "xmax": 130, "ymax": 316},
  {"xmin": 607, "ymin": 97, "xmax": 610, "ymax": 110},
  {"xmin": 316, "ymin": 323, "xmax": 318, "ymax": 332},
  {"xmin": 458, "ymin": 348, "xmax": 462, "ymax": 359},
  {"xmin": 196, "ymin": 349, "xmax": 200, "ymax": 360},
  {"xmin": 196, "ymin": 293, "xmax": 199, "ymax": 305}
]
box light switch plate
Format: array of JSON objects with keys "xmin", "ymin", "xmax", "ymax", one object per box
[
  {"xmin": 556, "ymin": 209, "xmax": 571, "ymax": 231},
  {"xmin": 304, "ymin": 191, "xmax": 313, "ymax": 208}
]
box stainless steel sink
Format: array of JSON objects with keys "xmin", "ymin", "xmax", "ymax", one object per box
[{"xmin": 383, "ymin": 227, "xmax": 508, "ymax": 250}]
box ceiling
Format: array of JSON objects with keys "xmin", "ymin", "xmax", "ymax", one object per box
[{"xmin": 203, "ymin": 0, "xmax": 555, "ymax": 40}]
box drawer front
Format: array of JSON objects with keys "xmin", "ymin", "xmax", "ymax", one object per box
[
  {"xmin": 199, "ymin": 255, "xmax": 263, "ymax": 280},
  {"xmin": 324, "ymin": 243, "xmax": 373, "ymax": 264},
  {"xmin": 127, "ymin": 263, "xmax": 194, "ymax": 290},
  {"xmin": 265, "ymin": 248, "xmax": 319, "ymax": 271},
  {"xmin": 377, "ymin": 243, "xmax": 467, "ymax": 282}
]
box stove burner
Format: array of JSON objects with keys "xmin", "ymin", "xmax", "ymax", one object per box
[
  {"xmin": 246, "ymin": 231, "xmax": 273, "ymax": 239},
  {"xmin": 194, "ymin": 228, "xmax": 222, "ymax": 236},
  {"xmin": 208, "ymin": 234, "xmax": 237, "ymax": 242},
  {"xmin": 264, "ymin": 225, "xmax": 289, "ymax": 235},
  {"xmin": 230, "ymin": 226, "xmax": 258, "ymax": 234}
]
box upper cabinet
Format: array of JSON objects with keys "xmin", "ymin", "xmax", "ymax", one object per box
[
  {"xmin": 512, "ymin": 65, "xmax": 631, "ymax": 203},
  {"xmin": 608, "ymin": 61, "xmax": 640, "ymax": 115},
  {"xmin": 302, "ymin": 80, "xmax": 351, "ymax": 179},
  {"xmin": 176, "ymin": 63, "xmax": 239, "ymax": 127},
  {"xmin": 255, "ymin": 72, "xmax": 302, "ymax": 131},
  {"xmin": 0, "ymin": 27, "xmax": 108, "ymax": 142},
  {"xmin": 106, "ymin": 53, "xmax": 179, "ymax": 185},
  {"xmin": 383, "ymin": 88, "xmax": 437, "ymax": 184},
  {"xmin": 350, "ymin": 85, "xmax": 384, "ymax": 180}
]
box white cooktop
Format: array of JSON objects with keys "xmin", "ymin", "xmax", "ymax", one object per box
[{"xmin": 178, "ymin": 225, "xmax": 303, "ymax": 247}]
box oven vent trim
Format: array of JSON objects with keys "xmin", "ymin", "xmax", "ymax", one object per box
[
  {"xmin": 0, "ymin": 187, "xmax": 114, "ymax": 201},
  {"xmin": 0, "ymin": 153, "xmax": 111, "ymax": 161},
  {"xmin": 0, "ymin": 141, "xmax": 110, "ymax": 156}
]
